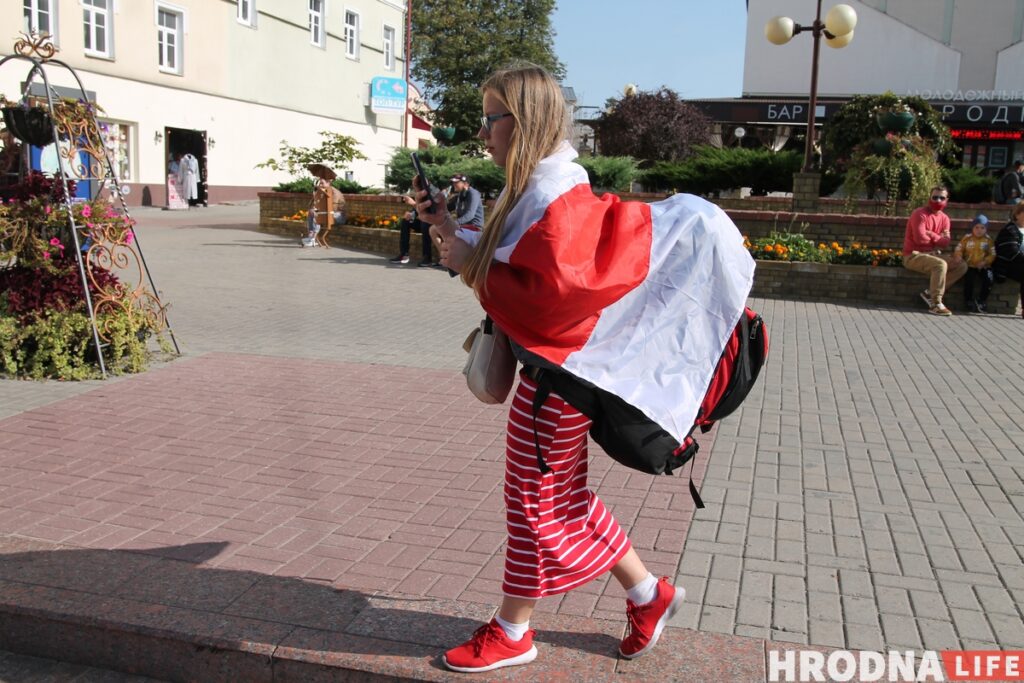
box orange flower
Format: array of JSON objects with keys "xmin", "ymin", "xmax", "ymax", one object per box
[
  {"xmin": 830, "ymin": 241, "xmax": 840, "ymax": 250},
  {"xmin": 764, "ymin": 244, "xmax": 775, "ymax": 253}
]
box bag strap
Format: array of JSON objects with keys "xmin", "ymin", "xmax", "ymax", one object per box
[{"xmin": 528, "ymin": 367, "xmax": 553, "ymax": 474}]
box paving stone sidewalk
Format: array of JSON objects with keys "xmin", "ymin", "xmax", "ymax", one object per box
[{"xmin": 1, "ymin": 205, "xmax": 1022, "ymax": 678}]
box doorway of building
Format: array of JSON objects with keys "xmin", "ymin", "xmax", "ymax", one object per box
[{"xmin": 165, "ymin": 127, "xmax": 208, "ymax": 206}]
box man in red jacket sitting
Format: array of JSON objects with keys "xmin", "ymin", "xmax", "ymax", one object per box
[{"xmin": 902, "ymin": 186, "xmax": 968, "ymax": 316}]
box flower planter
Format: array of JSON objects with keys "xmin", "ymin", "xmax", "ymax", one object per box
[
  {"xmin": 876, "ymin": 111, "xmax": 915, "ymax": 134},
  {"xmin": 431, "ymin": 126, "xmax": 455, "ymax": 142},
  {"xmin": 870, "ymin": 138, "xmax": 894, "ymax": 156},
  {"xmin": 1, "ymin": 106, "xmax": 55, "ymax": 147}
]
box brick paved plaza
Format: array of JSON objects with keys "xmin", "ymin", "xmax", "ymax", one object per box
[{"xmin": 0, "ymin": 204, "xmax": 1022, "ymax": 680}]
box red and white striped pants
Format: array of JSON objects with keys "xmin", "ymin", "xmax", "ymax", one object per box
[{"xmin": 502, "ymin": 373, "xmax": 631, "ymax": 599}]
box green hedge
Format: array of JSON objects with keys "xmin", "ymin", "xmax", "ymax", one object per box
[
  {"xmin": 941, "ymin": 166, "xmax": 997, "ymax": 204},
  {"xmin": 640, "ymin": 146, "xmax": 802, "ymax": 195},
  {"xmin": 271, "ymin": 178, "xmax": 379, "ymax": 194}
]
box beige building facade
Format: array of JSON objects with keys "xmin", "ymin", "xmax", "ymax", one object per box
[{"xmin": 2, "ymin": 0, "xmax": 416, "ymax": 205}]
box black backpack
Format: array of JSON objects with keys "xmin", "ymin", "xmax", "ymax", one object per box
[{"xmin": 526, "ymin": 307, "xmax": 768, "ymax": 508}]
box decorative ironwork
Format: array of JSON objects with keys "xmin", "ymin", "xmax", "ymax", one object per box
[
  {"xmin": 82, "ymin": 216, "xmax": 169, "ymax": 341},
  {"xmin": 14, "ymin": 32, "xmax": 57, "ymax": 61},
  {"xmin": 50, "ymin": 100, "xmax": 108, "ymax": 181}
]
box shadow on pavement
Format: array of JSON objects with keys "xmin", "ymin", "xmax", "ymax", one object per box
[{"xmin": 0, "ymin": 542, "xmax": 622, "ymax": 680}]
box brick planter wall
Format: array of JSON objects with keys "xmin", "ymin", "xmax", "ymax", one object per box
[
  {"xmin": 259, "ymin": 192, "xmax": 411, "ymax": 226},
  {"xmin": 715, "ymin": 195, "xmax": 1014, "ymax": 221},
  {"xmin": 726, "ymin": 210, "xmax": 992, "ymax": 252},
  {"xmin": 752, "ymin": 260, "xmax": 1021, "ymax": 314},
  {"xmin": 262, "ymin": 218, "xmax": 439, "ymax": 261}
]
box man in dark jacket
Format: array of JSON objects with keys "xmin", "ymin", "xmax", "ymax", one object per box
[
  {"xmin": 997, "ymin": 161, "xmax": 1024, "ymax": 205},
  {"xmin": 449, "ymin": 174, "xmax": 484, "ymax": 230}
]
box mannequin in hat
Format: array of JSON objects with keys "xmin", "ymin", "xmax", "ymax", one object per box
[
  {"xmin": 953, "ymin": 214, "xmax": 995, "ymax": 312},
  {"xmin": 302, "ymin": 178, "xmax": 346, "ymax": 248}
]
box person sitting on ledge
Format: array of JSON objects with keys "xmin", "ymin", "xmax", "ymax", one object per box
[{"xmin": 902, "ymin": 186, "xmax": 967, "ymax": 316}]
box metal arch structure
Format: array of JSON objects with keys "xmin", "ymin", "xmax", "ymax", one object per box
[{"xmin": 0, "ymin": 33, "xmax": 179, "ymax": 377}]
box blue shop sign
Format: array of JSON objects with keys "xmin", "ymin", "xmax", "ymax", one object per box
[{"xmin": 370, "ymin": 77, "xmax": 407, "ymax": 115}]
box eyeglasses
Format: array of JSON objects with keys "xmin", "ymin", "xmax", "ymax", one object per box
[
  {"xmin": 480, "ymin": 112, "xmax": 513, "ymax": 133},
  {"xmin": 931, "ymin": 195, "xmax": 948, "ymax": 201}
]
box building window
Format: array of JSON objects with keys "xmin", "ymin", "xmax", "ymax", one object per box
[
  {"xmin": 309, "ymin": 0, "xmax": 324, "ymax": 48},
  {"xmin": 157, "ymin": 4, "xmax": 184, "ymax": 75},
  {"xmin": 83, "ymin": 0, "xmax": 111, "ymax": 58},
  {"xmin": 24, "ymin": 0, "xmax": 57, "ymax": 41},
  {"xmin": 344, "ymin": 10, "xmax": 360, "ymax": 59},
  {"xmin": 383, "ymin": 25, "xmax": 395, "ymax": 71},
  {"xmin": 237, "ymin": 0, "xmax": 255, "ymax": 26}
]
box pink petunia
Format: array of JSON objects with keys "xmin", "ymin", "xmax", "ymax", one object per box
[
  {"xmin": 81, "ymin": 205, "xmax": 92, "ymax": 218},
  {"xmin": 44, "ymin": 205, "xmax": 52, "ymax": 215},
  {"xmin": 49, "ymin": 237, "xmax": 62, "ymax": 247},
  {"xmin": 124, "ymin": 230, "xmax": 134, "ymax": 245},
  {"xmin": 42, "ymin": 252, "xmax": 51, "ymax": 260}
]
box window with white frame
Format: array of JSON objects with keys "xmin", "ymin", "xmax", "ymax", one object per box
[
  {"xmin": 344, "ymin": 10, "xmax": 360, "ymax": 59},
  {"xmin": 157, "ymin": 4, "xmax": 184, "ymax": 74},
  {"xmin": 237, "ymin": 0, "xmax": 255, "ymax": 26},
  {"xmin": 308, "ymin": 0, "xmax": 324, "ymax": 47},
  {"xmin": 383, "ymin": 25, "xmax": 395, "ymax": 71},
  {"xmin": 83, "ymin": 0, "xmax": 111, "ymax": 58},
  {"xmin": 23, "ymin": 0, "xmax": 57, "ymax": 41}
]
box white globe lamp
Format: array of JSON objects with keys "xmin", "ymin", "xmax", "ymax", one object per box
[
  {"xmin": 825, "ymin": 4, "xmax": 857, "ymax": 37},
  {"xmin": 764, "ymin": 16, "xmax": 795, "ymax": 45},
  {"xmin": 825, "ymin": 29, "xmax": 854, "ymax": 48}
]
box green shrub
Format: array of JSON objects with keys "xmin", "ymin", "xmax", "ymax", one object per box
[
  {"xmin": 385, "ymin": 145, "xmax": 507, "ymax": 197},
  {"xmin": 271, "ymin": 177, "xmax": 378, "ymax": 194},
  {"xmin": 942, "ymin": 166, "xmax": 996, "ymax": 204},
  {"xmin": 576, "ymin": 156, "xmax": 638, "ymax": 192},
  {"xmin": 639, "ymin": 146, "xmax": 801, "ymax": 195}
]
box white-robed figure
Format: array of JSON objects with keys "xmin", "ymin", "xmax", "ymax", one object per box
[
  {"xmin": 414, "ymin": 63, "xmax": 755, "ymax": 674},
  {"xmin": 177, "ymin": 153, "xmax": 199, "ymax": 203}
]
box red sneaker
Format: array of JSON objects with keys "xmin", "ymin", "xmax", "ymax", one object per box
[
  {"xmin": 619, "ymin": 577, "xmax": 685, "ymax": 659},
  {"xmin": 443, "ymin": 619, "xmax": 538, "ymax": 673}
]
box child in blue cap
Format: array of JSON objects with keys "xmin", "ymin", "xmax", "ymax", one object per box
[{"xmin": 953, "ymin": 213, "xmax": 995, "ymax": 312}]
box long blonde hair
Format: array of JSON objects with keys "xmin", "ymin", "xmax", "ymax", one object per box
[{"xmin": 461, "ymin": 63, "xmax": 568, "ymax": 295}]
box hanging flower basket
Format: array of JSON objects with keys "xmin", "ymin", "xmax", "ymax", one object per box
[
  {"xmin": 431, "ymin": 126, "xmax": 456, "ymax": 142},
  {"xmin": 1, "ymin": 106, "xmax": 55, "ymax": 147},
  {"xmin": 876, "ymin": 111, "xmax": 915, "ymax": 134}
]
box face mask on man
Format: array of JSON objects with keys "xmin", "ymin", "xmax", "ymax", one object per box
[{"xmin": 929, "ymin": 195, "xmax": 948, "ymax": 211}]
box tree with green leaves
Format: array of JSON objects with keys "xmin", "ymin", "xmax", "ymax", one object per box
[
  {"xmin": 595, "ymin": 88, "xmax": 711, "ymax": 162},
  {"xmin": 255, "ymin": 131, "xmax": 366, "ymax": 177},
  {"xmin": 411, "ymin": 0, "xmax": 564, "ymax": 145}
]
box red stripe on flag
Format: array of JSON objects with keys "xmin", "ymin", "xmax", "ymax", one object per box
[{"xmin": 482, "ymin": 185, "xmax": 652, "ymax": 364}]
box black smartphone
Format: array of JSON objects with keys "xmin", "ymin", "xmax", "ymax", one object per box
[{"xmin": 409, "ymin": 152, "xmax": 436, "ymax": 213}]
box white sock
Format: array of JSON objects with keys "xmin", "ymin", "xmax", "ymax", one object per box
[
  {"xmin": 494, "ymin": 614, "xmax": 529, "ymax": 642},
  {"xmin": 626, "ymin": 573, "xmax": 659, "ymax": 605}
]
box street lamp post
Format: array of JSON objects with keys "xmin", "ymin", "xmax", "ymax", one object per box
[{"xmin": 765, "ymin": 2, "xmax": 857, "ymax": 173}]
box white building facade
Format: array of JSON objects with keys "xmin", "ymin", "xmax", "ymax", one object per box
[
  {"xmin": 699, "ymin": 0, "xmax": 1024, "ymax": 170},
  {"xmin": 2, "ymin": 0, "xmax": 412, "ymax": 205}
]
